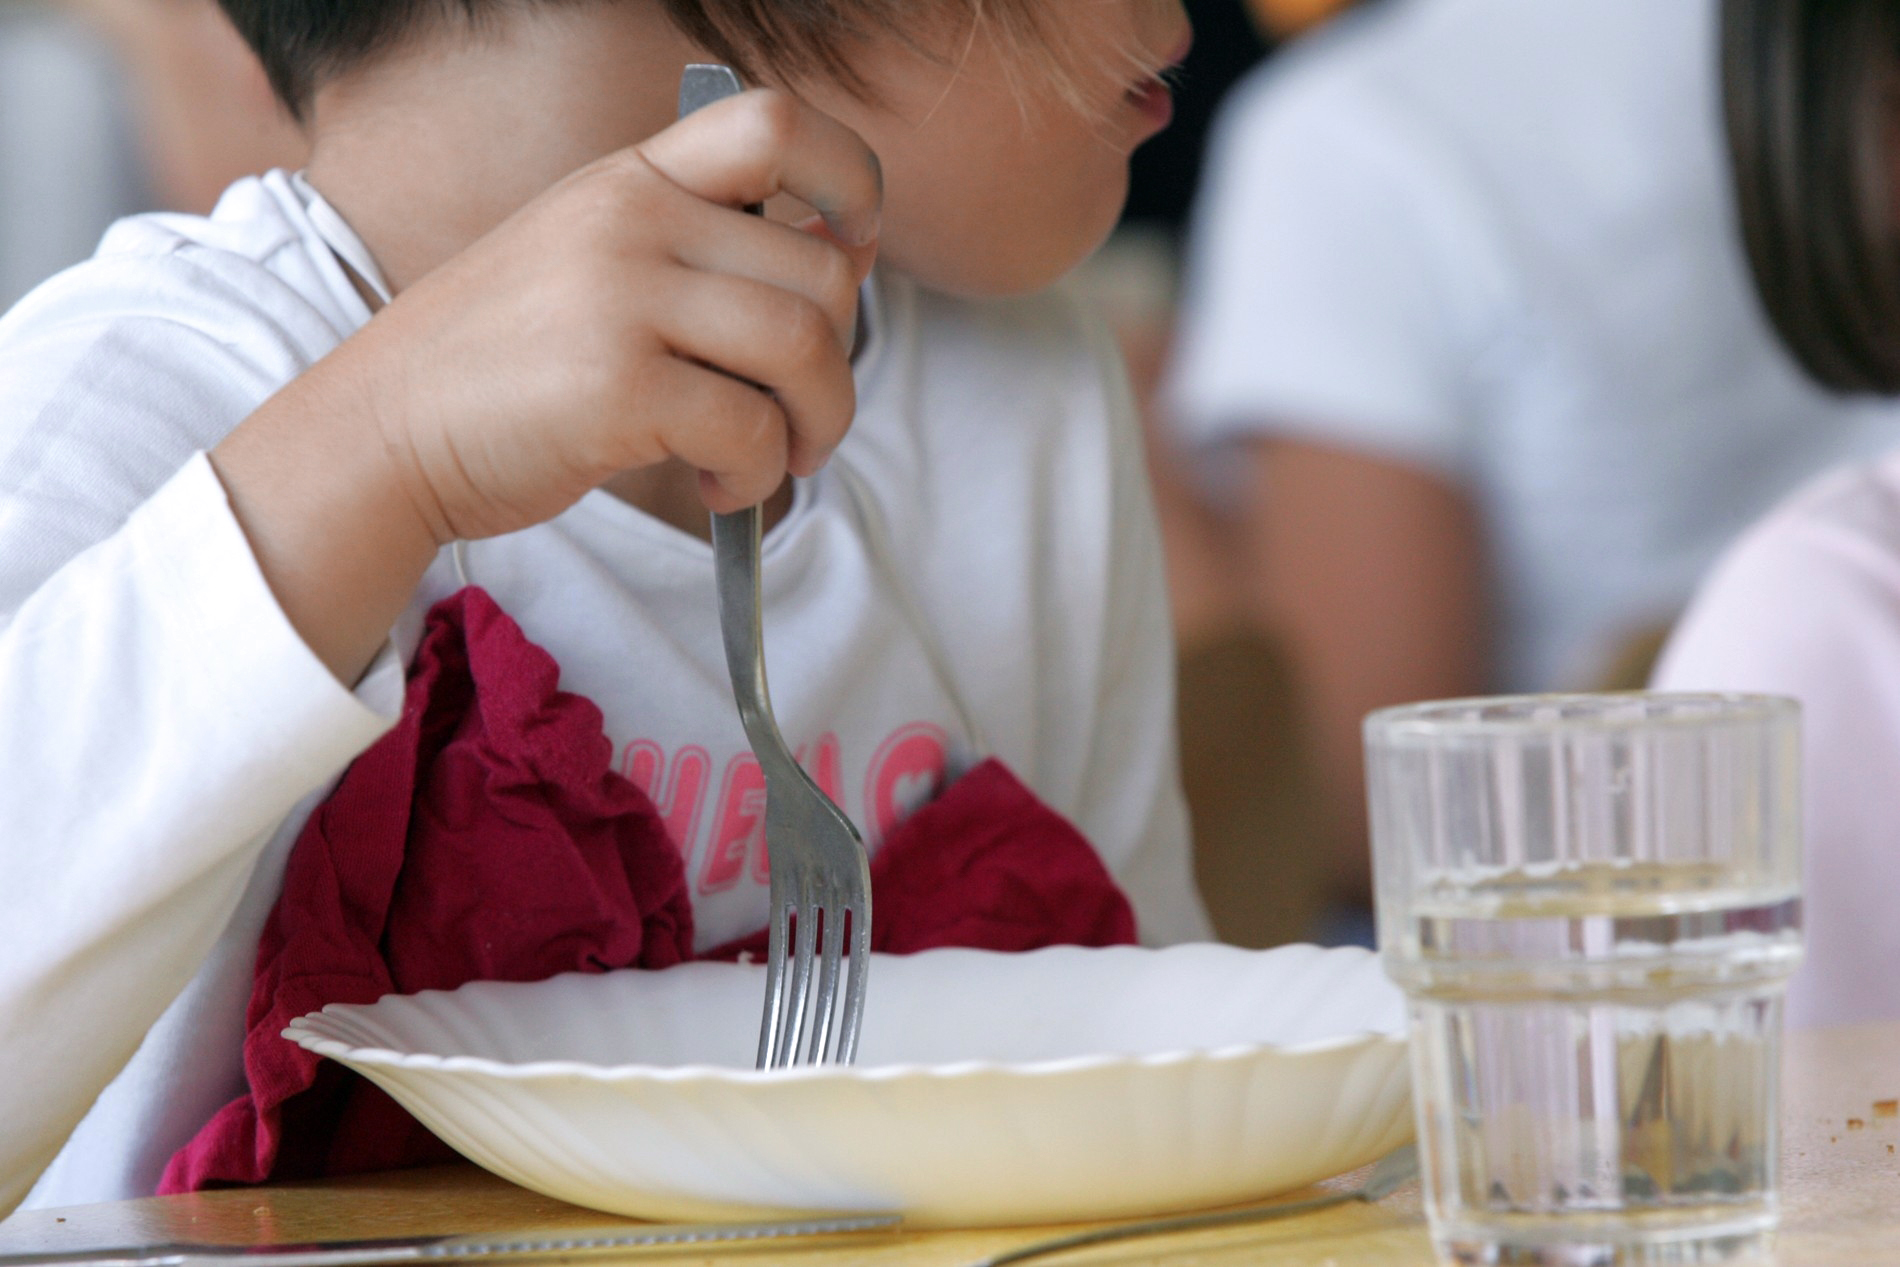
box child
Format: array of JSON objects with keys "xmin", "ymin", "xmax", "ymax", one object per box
[
  {"xmin": 0, "ymin": 0, "xmax": 1208, "ymax": 1213},
  {"xmin": 1653, "ymin": 0, "xmax": 1900, "ymax": 1028}
]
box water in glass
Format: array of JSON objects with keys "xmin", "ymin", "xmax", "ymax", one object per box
[{"xmin": 1367, "ymin": 694, "xmax": 1802, "ymax": 1266}]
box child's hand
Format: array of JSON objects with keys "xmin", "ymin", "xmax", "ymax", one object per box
[
  {"xmin": 211, "ymin": 89, "xmax": 882, "ymax": 682},
  {"xmin": 363, "ymin": 88, "xmax": 883, "ymax": 539}
]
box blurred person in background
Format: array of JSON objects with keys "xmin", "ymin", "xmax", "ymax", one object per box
[
  {"xmin": 1162, "ymin": 0, "xmax": 1900, "ymax": 938},
  {"xmin": 63, "ymin": 0, "xmax": 304, "ymax": 212},
  {"xmin": 0, "ymin": 0, "xmax": 301, "ymax": 310},
  {"xmin": 0, "ymin": 0, "xmax": 142, "ymax": 310},
  {"xmin": 1655, "ymin": 0, "xmax": 1900, "ymax": 1028}
]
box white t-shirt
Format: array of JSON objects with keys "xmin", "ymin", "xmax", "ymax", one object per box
[
  {"xmin": 0, "ymin": 171, "xmax": 1211, "ymax": 1213},
  {"xmin": 1653, "ymin": 454, "xmax": 1900, "ymax": 1029},
  {"xmin": 1166, "ymin": 0, "xmax": 1900, "ymax": 691}
]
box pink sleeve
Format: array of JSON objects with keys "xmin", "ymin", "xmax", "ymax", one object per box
[{"xmin": 1654, "ymin": 468, "xmax": 1900, "ymax": 1028}]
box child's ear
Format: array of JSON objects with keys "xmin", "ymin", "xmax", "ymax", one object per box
[{"xmin": 794, "ymin": 214, "xmax": 880, "ymax": 288}]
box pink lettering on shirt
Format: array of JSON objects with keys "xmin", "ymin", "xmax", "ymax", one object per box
[
  {"xmin": 620, "ymin": 740, "xmax": 710, "ymax": 859},
  {"xmin": 625, "ymin": 724, "xmax": 947, "ymax": 896},
  {"xmin": 864, "ymin": 721, "xmax": 950, "ymax": 843},
  {"xmin": 701, "ymin": 754, "xmax": 766, "ymax": 894}
]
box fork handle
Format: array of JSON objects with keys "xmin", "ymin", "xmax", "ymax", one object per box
[
  {"xmin": 711, "ymin": 506, "xmax": 798, "ymax": 782},
  {"xmin": 688, "ymin": 65, "xmax": 792, "ymax": 782}
]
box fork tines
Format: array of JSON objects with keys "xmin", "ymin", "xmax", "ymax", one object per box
[{"xmin": 756, "ymin": 792, "xmax": 872, "ymax": 1068}]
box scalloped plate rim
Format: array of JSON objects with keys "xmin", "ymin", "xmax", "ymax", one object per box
[
  {"xmin": 282, "ymin": 941, "xmax": 1405, "ymax": 1083},
  {"xmin": 282, "ymin": 1020, "xmax": 1405, "ymax": 1083}
]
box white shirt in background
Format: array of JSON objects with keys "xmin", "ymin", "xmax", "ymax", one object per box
[
  {"xmin": 0, "ymin": 171, "xmax": 1211, "ymax": 1214},
  {"xmin": 0, "ymin": 3, "xmax": 146, "ymax": 311},
  {"xmin": 1654, "ymin": 454, "xmax": 1900, "ymax": 1029},
  {"xmin": 1167, "ymin": 0, "xmax": 1900, "ymax": 691}
]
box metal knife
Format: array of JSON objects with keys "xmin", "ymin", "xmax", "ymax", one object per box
[{"xmin": 0, "ymin": 1212, "xmax": 903, "ymax": 1267}]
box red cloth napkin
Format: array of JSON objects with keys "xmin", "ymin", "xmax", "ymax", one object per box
[{"xmin": 162, "ymin": 588, "xmax": 1135, "ymax": 1193}]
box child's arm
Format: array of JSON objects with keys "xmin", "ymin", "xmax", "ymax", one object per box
[
  {"xmin": 213, "ymin": 89, "xmax": 881, "ymax": 684},
  {"xmin": 0, "ymin": 89, "xmax": 879, "ymax": 1211},
  {"xmin": 0, "ymin": 451, "xmax": 401, "ymax": 1213}
]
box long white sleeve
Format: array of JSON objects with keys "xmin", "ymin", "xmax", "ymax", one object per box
[
  {"xmin": 0, "ymin": 175, "xmax": 409, "ymax": 1213},
  {"xmin": 0, "ymin": 457, "xmax": 400, "ymax": 1214}
]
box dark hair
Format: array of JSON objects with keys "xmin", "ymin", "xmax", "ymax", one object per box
[
  {"xmin": 216, "ymin": 0, "xmax": 1062, "ymax": 123},
  {"xmin": 1722, "ymin": 0, "xmax": 1900, "ymax": 393},
  {"xmin": 216, "ymin": 0, "xmax": 463, "ymax": 120}
]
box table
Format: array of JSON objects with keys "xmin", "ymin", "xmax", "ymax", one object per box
[{"xmin": 4, "ymin": 1023, "xmax": 1898, "ymax": 1266}]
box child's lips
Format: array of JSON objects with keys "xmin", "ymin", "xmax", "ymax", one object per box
[
  {"xmin": 1128, "ymin": 76, "xmax": 1175, "ymax": 133},
  {"xmin": 1127, "ymin": 29, "xmax": 1192, "ymax": 136}
]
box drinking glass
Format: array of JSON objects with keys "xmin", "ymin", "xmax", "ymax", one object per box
[{"xmin": 1365, "ymin": 693, "xmax": 1803, "ymax": 1265}]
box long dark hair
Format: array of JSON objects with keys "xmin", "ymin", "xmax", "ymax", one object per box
[{"xmin": 1723, "ymin": 0, "xmax": 1900, "ymax": 393}]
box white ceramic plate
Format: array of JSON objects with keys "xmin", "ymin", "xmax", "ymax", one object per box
[{"xmin": 285, "ymin": 942, "xmax": 1411, "ymax": 1227}]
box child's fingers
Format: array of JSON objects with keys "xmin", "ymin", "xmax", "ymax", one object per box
[
  {"xmin": 651, "ymin": 270, "xmax": 858, "ymax": 479},
  {"xmin": 647, "ymin": 358, "xmax": 792, "ymax": 511},
  {"xmin": 670, "ymin": 209, "xmax": 863, "ymax": 353},
  {"xmin": 632, "ymin": 89, "xmax": 883, "ymax": 250}
]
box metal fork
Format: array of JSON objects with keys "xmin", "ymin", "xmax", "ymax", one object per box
[{"xmin": 682, "ymin": 64, "xmax": 873, "ymax": 1069}]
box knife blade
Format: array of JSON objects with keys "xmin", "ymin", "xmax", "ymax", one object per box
[{"xmin": 0, "ymin": 1212, "xmax": 903, "ymax": 1267}]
